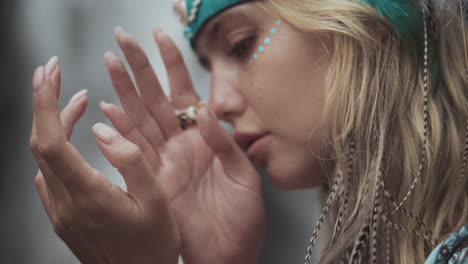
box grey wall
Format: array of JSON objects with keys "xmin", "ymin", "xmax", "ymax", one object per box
[{"xmin": 1, "ymin": 1, "xmax": 325, "ymax": 263}]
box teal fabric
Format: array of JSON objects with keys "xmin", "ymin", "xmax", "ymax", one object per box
[
  {"xmin": 360, "ymin": 0, "xmax": 422, "ymax": 37},
  {"xmin": 425, "ymin": 225, "xmax": 468, "ymax": 264},
  {"xmin": 183, "ymin": 0, "xmax": 423, "ymax": 47},
  {"xmin": 184, "ymin": 0, "xmax": 246, "ymax": 47}
]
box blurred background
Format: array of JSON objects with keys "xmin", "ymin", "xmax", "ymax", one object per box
[{"xmin": 0, "ymin": 0, "xmax": 326, "ymax": 263}]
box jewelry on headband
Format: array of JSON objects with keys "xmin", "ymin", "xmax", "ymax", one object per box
[
  {"xmin": 175, "ymin": 105, "xmax": 199, "ymax": 129},
  {"xmin": 187, "ymin": 0, "xmax": 201, "ymax": 23}
]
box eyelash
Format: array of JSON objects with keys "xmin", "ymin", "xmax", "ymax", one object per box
[{"xmin": 229, "ymin": 35, "xmax": 257, "ymax": 59}]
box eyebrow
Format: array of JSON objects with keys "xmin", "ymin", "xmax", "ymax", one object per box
[{"xmin": 196, "ymin": 9, "xmax": 248, "ymax": 53}]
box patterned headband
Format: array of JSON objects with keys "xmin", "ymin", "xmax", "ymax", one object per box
[{"xmin": 175, "ymin": 0, "xmax": 426, "ymax": 47}]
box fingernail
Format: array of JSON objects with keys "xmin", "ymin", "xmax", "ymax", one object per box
[
  {"xmin": 154, "ymin": 28, "xmax": 163, "ymax": 37},
  {"xmin": 70, "ymin": 89, "xmax": 88, "ymax": 103},
  {"xmin": 104, "ymin": 51, "xmax": 118, "ymax": 64},
  {"xmin": 33, "ymin": 67, "xmax": 45, "ymax": 91},
  {"xmin": 104, "ymin": 51, "xmax": 113, "ymax": 60},
  {"xmin": 154, "ymin": 29, "xmax": 167, "ymax": 43},
  {"xmin": 92, "ymin": 123, "xmax": 119, "ymax": 144},
  {"xmin": 45, "ymin": 56, "xmax": 58, "ymax": 76},
  {"xmin": 114, "ymin": 26, "xmax": 124, "ymax": 36},
  {"xmin": 99, "ymin": 101, "xmax": 110, "ymax": 110}
]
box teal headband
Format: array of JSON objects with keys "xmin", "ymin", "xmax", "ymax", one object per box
[
  {"xmin": 184, "ymin": 0, "xmax": 247, "ymax": 48},
  {"xmin": 183, "ymin": 0, "xmax": 424, "ymax": 46}
]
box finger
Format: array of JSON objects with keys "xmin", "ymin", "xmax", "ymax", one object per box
[
  {"xmin": 196, "ymin": 103, "xmax": 259, "ymax": 187},
  {"xmin": 104, "ymin": 52, "xmax": 167, "ymax": 152},
  {"xmin": 154, "ymin": 30, "xmax": 199, "ymax": 109},
  {"xmin": 114, "ymin": 27, "xmax": 182, "ymax": 139},
  {"xmin": 92, "ymin": 123, "xmax": 160, "ymax": 199},
  {"xmin": 100, "ymin": 101, "xmax": 160, "ymax": 173},
  {"xmin": 61, "ymin": 89, "xmax": 88, "ymax": 140},
  {"xmin": 33, "ymin": 63, "xmax": 101, "ymax": 194},
  {"xmin": 31, "ymin": 66, "xmax": 69, "ymax": 200}
]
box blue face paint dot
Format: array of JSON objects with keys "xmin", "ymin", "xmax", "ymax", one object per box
[
  {"xmin": 276, "ymin": 20, "xmax": 281, "ymax": 24},
  {"xmin": 253, "ymin": 53, "xmax": 259, "ymax": 59},
  {"xmin": 258, "ymin": 46, "xmax": 265, "ymax": 52},
  {"xmin": 264, "ymin": 38, "xmax": 271, "ymax": 44},
  {"xmin": 271, "ymin": 28, "xmax": 277, "ymax": 34}
]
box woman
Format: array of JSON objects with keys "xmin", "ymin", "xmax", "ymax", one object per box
[{"xmin": 29, "ymin": 0, "xmax": 467, "ymax": 263}]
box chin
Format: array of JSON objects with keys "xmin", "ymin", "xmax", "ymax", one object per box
[{"xmin": 262, "ymin": 139, "xmax": 330, "ymax": 190}]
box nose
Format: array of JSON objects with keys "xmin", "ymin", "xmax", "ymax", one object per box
[{"xmin": 208, "ymin": 66, "xmax": 245, "ymax": 123}]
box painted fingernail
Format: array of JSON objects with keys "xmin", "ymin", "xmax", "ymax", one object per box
[
  {"xmin": 70, "ymin": 89, "xmax": 88, "ymax": 103},
  {"xmin": 92, "ymin": 123, "xmax": 119, "ymax": 144},
  {"xmin": 154, "ymin": 28, "xmax": 165, "ymax": 39},
  {"xmin": 45, "ymin": 56, "xmax": 58, "ymax": 76},
  {"xmin": 99, "ymin": 101, "xmax": 111, "ymax": 111},
  {"xmin": 33, "ymin": 67, "xmax": 45, "ymax": 91},
  {"xmin": 104, "ymin": 51, "xmax": 118, "ymax": 63}
]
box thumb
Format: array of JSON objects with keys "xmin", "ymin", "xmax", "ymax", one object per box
[
  {"xmin": 92, "ymin": 123, "xmax": 159, "ymax": 199},
  {"xmin": 196, "ymin": 103, "xmax": 257, "ymax": 185}
]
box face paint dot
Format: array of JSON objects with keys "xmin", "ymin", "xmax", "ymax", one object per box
[
  {"xmin": 271, "ymin": 28, "xmax": 277, "ymax": 34},
  {"xmin": 253, "ymin": 53, "xmax": 259, "ymax": 59},
  {"xmin": 276, "ymin": 20, "xmax": 281, "ymax": 24},
  {"xmin": 264, "ymin": 38, "xmax": 271, "ymax": 44},
  {"xmin": 258, "ymin": 46, "xmax": 265, "ymax": 52}
]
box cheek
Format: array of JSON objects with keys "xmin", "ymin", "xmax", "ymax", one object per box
[
  {"xmin": 245, "ymin": 29, "xmax": 332, "ymax": 189},
  {"xmin": 249, "ymin": 32, "xmax": 329, "ymax": 129}
]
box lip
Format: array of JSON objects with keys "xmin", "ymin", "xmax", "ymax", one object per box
[{"xmin": 246, "ymin": 134, "xmax": 271, "ymax": 165}]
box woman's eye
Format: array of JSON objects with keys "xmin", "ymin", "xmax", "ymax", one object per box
[{"xmin": 229, "ymin": 36, "xmax": 257, "ymax": 59}]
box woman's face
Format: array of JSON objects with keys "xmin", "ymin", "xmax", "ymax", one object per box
[{"xmin": 195, "ymin": 3, "xmax": 332, "ymax": 189}]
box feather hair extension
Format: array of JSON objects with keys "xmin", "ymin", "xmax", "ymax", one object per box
[
  {"xmin": 348, "ymin": 220, "xmax": 370, "ymax": 264},
  {"xmin": 381, "ymin": 180, "xmax": 438, "ymax": 246},
  {"xmin": 382, "ymin": 192, "xmax": 391, "ymax": 264},
  {"xmin": 304, "ymin": 170, "xmax": 342, "ymax": 264},
  {"xmin": 331, "ymin": 140, "xmax": 355, "ymax": 243},
  {"xmin": 371, "ymin": 169, "xmax": 383, "ymax": 264}
]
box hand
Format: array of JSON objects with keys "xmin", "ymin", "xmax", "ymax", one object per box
[
  {"xmin": 29, "ymin": 57, "xmax": 180, "ymax": 264},
  {"xmin": 100, "ymin": 27, "xmax": 266, "ymax": 264}
]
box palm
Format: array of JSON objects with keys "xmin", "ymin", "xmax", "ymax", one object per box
[{"xmin": 158, "ymin": 127, "xmax": 266, "ymax": 263}]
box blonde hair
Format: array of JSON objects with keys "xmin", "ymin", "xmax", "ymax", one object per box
[{"xmin": 258, "ymin": 0, "xmax": 468, "ymax": 263}]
